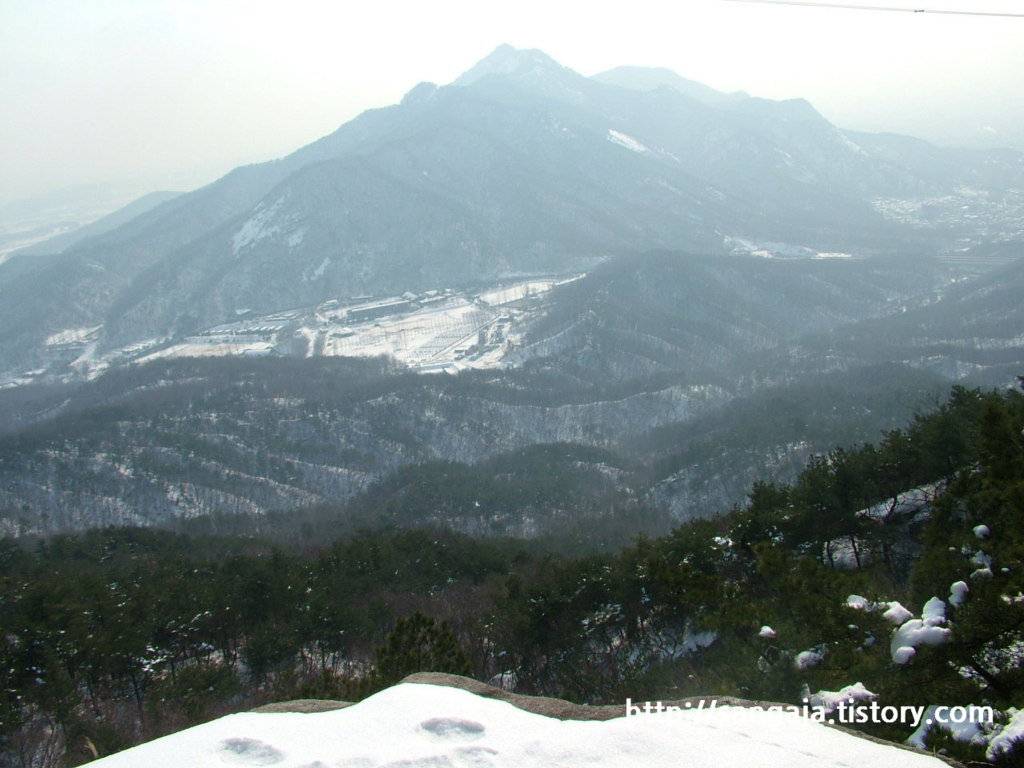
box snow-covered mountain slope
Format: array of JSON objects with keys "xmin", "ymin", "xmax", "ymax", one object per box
[
  {"xmin": 88, "ymin": 679, "xmax": 952, "ymax": 768},
  {"xmin": 2, "ymin": 44, "xmax": 1021, "ymax": 382}
]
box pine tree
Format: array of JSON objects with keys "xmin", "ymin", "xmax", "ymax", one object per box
[{"xmin": 372, "ymin": 612, "xmax": 472, "ymax": 689}]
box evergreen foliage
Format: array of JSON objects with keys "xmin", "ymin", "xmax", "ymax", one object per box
[
  {"xmin": 371, "ymin": 612, "xmax": 472, "ymax": 689},
  {"xmin": 2, "ymin": 380, "xmax": 1023, "ymax": 765}
]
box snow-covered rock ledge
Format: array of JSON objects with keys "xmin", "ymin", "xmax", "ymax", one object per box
[{"xmin": 90, "ymin": 673, "xmax": 961, "ymax": 767}]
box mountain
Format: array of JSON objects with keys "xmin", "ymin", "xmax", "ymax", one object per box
[
  {"xmin": 2, "ymin": 44, "xmax": 1022, "ymax": 383},
  {"xmin": 808, "ymin": 255, "xmax": 1024, "ymax": 382},
  {"xmin": 514, "ymin": 251, "xmax": 949, "ymax": 382}
]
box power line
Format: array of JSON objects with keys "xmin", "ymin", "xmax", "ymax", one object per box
[{"xmin": 722, "ymin": 0, "xmax": 1024, "ymax": 17}]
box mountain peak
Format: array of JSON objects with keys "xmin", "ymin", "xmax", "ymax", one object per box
[
  {"xmin": 401, "ymin": 81, "xmax": 439, "ymax": 105},
  {"xmin": 452, "ymin": 44, "xmax": 573, "ymax": 87}
]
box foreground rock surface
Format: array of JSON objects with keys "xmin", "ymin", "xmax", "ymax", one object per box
[{"xmin": 90, "ymin": 673, "xmax": 958, "ymax": 767}]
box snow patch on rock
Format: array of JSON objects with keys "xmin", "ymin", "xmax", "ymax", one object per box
[
  {"xmin": 809, "ymin": 682, "xmax": 877, "ymax": 713},
  {"xmin": 232, "ymin": 198, "xmax": 286, "ymax": 255},
  {"xmin": 607, "ymin": 129, "xmax": 651, "ymax": 154},
  {"xmin": 86, "ymin": 681, "xmax": 953, "ymax": 767}
]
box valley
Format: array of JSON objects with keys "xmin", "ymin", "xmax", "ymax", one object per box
[
  {"xmin": 50, "ymin": 273, "xmax": 585, "ymax": 383},
  {"xmin": 4, "ymin": 249, "xmax": 1017, "ymax": 539}
]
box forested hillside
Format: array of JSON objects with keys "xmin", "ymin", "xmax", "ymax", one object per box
[
  {"xmin": 3, "ymin": 380, "xmax": 1022, "ymax": 766},
  {"xmin": 8, "ymin": 249, "xmax": 1012, "ymax": 538}
]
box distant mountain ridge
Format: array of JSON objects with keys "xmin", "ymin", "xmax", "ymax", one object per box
[
  {"xmin": 11, "ymin": 191, "xmax": 182, "ymax": 256},
  {"xmin": 0, "ymin": 44, "xmax": 1021, "ymax": 383},
  {"xmin": 591, "ymin": 64, "xmax": 751, "ymax": 105}
]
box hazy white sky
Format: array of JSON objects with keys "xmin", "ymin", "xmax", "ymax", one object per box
[{"xmin": 1, "ymin": 0, "xmax": 1022, "ymax": 206}]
